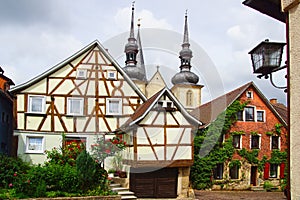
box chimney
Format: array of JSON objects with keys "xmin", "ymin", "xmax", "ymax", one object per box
[{"xmin": 270, "ymin": 98, "xmax": 278, "ymax": 104}]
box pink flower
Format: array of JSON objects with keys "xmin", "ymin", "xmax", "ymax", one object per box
[
  {"xmin": 9, "ymin": 183, "xmax": 13, "ymax": 187},
  {"xmin": 14, "ymin": 173, "xmax": 17, "ymax": 177}
]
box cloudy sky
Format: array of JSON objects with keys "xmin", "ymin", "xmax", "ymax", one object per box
[{"xmin": 0, "ymin": 0, "xmax": 287, "ymax": 104}]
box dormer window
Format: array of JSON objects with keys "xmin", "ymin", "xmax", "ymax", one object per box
[{"xmin": 157, "ymin": 100, "xmax": 174, "ymax": 111}]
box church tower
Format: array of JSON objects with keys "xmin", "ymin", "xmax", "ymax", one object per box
[
  {"xmin": 171, "ymin": 12, "xmax": 203, "ymax": 111},
  {"xmin": 123, "ymin": 3, "xmax": 147, "ymax": 94}
]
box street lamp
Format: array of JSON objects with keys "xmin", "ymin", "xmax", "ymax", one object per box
[{"xmin": 249, "ymin": 39, "xmax": 287, "ymax": 91}]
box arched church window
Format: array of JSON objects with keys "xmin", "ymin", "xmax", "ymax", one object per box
[{"xmin": 186, "ymin": 90, "xmax": 193, "ymax": 107}]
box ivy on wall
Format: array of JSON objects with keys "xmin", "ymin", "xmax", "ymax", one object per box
[
  {"xmin": 191, "ymin": 100, "xmax": 247, "ymax": 189},
  {"xmin": 190, "ymin": 100, "xmax": 287, "ymax": 190}
]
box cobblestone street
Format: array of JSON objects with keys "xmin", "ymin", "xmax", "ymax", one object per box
[{"xmin": 194, "ymin": 190, "xmax": 287, "ymax": 200}]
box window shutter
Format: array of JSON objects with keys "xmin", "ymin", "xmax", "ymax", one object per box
[
  {"xmin": 280, "ymin": 163, "xmax": 285, "ymax": 179},
  {"xmin": 264, "ymin": 162, "xmax": 270, "ymax": 179}
]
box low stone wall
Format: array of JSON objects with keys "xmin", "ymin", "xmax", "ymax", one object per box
[{"xmin": 24, "ymin": 195, "xmax": 121, "ymax": 200}]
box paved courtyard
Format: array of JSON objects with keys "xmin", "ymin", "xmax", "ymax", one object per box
[{"xmin": 194, "ymin": 190, "xmax": 287, "ymax": 200}]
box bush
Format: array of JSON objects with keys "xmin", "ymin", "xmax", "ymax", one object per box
[
  {"xmin": 263, "ymin": 181, "xmax": 274, "ymax": 191},
  {"xmin": 0, "ymin": 154, "xmax": 30, "ymax": 189}
]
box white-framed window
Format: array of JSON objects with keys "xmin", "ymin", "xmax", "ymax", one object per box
[
  {"xmin": 271, "ymin": 135, "xmax": 280, "ymax": 150},
  {"xmin": 67, "ymin": 97, "xmax": 84, "ymax": 116},
  {"xmin": 28, "ymin": 95, "xmax": 46, "ymax": 114},
  {"xmin": 232, "ymin": 135, "xmax": 242, "ymax": 149},
  {"xmin": 107, "ymin": 70, "xmax": 117, "ymax": 80},
  {"xmin": 76, "ymin": 69, "xmax": 87, "ymax": 79},
  {"xmin": 256, "ymin": 110, "xmax": 265, "ymax": 122},
  {"xmin": 245, "ymin": 107, "xmax": 255, "ymax": 121},
  {"xmin": 26, "ymin": 136, "xmax": 44, "ymax": 153},
  {"xmin": 251, "ymin": 134, "xmax": 261, "ymax": 149},
  {"xmin": 246, "ymin": 91, "xmax": 253, "ymax": 99},
  {"xmin": 106, "ymin": 98, "xmax": 122, "ymax": 115}
]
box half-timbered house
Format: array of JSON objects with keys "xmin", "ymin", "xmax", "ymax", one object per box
[
  {"xmin": 10, "ymin": 40, "xmax": 146, "ymax": 164},
  {"xmin": 119, "ymin": 88, "xmax": 202, "ymax": 198}
]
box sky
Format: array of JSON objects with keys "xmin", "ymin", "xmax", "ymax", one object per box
[{"xmin": 0, "ymin": 0, "xmax": 287, "ymax": 105}]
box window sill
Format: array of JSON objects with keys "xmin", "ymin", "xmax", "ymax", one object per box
[
  {"xmin": 66, "ymin": 114, "xmax": 86, "ymax": 118},
  {"xmin": 25, "ymin": 151, "xmax": 44, "ymax": 154},
  {"xmin": 25, "ymin": 112, "xmax": 46, "ymax": 116}
]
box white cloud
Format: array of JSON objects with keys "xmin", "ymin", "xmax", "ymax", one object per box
[{"xmin": 114, "ymin": 7, "xmax": 172, "ymax": 33}]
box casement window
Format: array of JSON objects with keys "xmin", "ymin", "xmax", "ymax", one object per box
[
  {"xmin": 265, "ymin": 162, "xmax": 285, "ymax": 179},
  {"xmin": 76, "ymin": 69, "xmax": 87, "ymax": 79},
  {"xmin": 251, "ymin": 135, "xmax": 260, "ymax": 149},
  {"xmin": 245, "ymin": 107, "xmax": 254, "ymax": 121},
  {"xmin": 106, "ymin": 98, "xmax": 122, "ymax": 115},
  {"xmin": 256, "ymin": 110, "xmax": 265, "ymax": 122},
  {"xmin": 232, "ymin": 135, "xmax": 242, "ymax": 149},
  {"xmin": 229, "ymin": 163, "xmax": 240, "ymax": 179},
  {"xmin": 213, "ymin": 163, "xmax": 224, "ymax": 179},
  {"xmin": 26, "ymin": 136, "xmax": 44, "ymax": 153},
  {"xmin": 271, "ymin": 136, "xmax": 280, "ymax": 150},
  {"xmin": 186, "ymin": 90, "xmax": 193, "ymax": 107},
  {"xmin": 28, "ymin": 95, "xmax": 46, "ymax": 114},
  {"xmin": 107, "ymin": 71, "xmax": 117, "ymax": 80},
  {"xmin": 67, "ymin": 97, "xmax": 84, "ymax": 116},
  {"xmin": 237, "ymin": 111, "xmax": 243, "ymax": 121},
  {"xmin": 270, "ymin": 164, "xmax": 278, "ymax": 178},
  {"xmin": 246, "ymin": 91, "xmax": 253, "ymax": 99}
]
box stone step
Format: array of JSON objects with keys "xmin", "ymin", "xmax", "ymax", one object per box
[
  {"xmin": 112, "ymin": 187, "xmax": 129, "ymax": 192},
  {"xmin": 118, "ymin": 191, "xmax": 135, "ymax": 196},
  {"xmin": 121, "ymin": 195, "xmax": 137, "ymax": 200},
  {"xmin": 251, "ymin": 186, "xmax": 265, "ymax": 191},
  {"xmin": 110, "ymin": 183, "xmax": 121, "ymax": 188}
]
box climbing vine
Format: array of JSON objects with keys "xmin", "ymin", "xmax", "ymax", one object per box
[
  {"xmin": 191, "ymin": 100, "xmax": 287, "ymax": 190},
  {"xmin": 191, "ymin": 100, "xmax": 247, "ymax": 189}
]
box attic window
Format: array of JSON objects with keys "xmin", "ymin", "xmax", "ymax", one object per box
[
  {"xmin": 107, "ymin": 71, "xmax": 117, "ymax": 80},
  {"xmin": 157, "ymin": 100, "xmax": 175, "ymax": 111},
  {"xmin": 246, "ymin": 91, "xmax": 253, "ymax": 99},
  {"xmin": 76, "ymin": 69, "xmax": 87, "ymax": 79}
]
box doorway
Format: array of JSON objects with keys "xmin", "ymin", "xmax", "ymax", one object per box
[{"xmin": 251, "ymin": 166, "xmax": 258, "ymax": 186}]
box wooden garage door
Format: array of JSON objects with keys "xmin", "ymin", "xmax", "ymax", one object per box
[{"xmin": 130, "ymin": 167, "xmax": 178, "ymax": 198}]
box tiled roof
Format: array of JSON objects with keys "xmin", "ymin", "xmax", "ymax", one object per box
[
  {"xmin": 119, "ymin": 88, "xmax": 202, "ymax": 132},
  {"xmin": 191, "ymin": 81, "xmax": 287, "ymax": 128},
  {"xmin": 190, "ymin": 82, "xmax": 252, "ymax": 127},
  {"xmin": 272, "ymin": 102, "xmax": 288, "ymax": 124}
]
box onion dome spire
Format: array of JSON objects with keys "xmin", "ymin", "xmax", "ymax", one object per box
[
  {"xmin": 171, "ymin": 11, "xmax": 199, "ymax": 85},
  {"xmin": 124, "ymin": 2, "xmax": 138, "ymax": 66},
  {"xmin": 136, "ymin": 19, "xmax": 147, "ymax": 81}
]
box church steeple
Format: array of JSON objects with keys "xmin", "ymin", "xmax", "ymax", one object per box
[
  {"xmin": 136, "ymin": 20, "xmax": 147, "ymax": 81},
  {"xmin": 180, "ymin": 11, "xmax": 193, "ymax": 70},
  {"xmin": 171, "ymin": 11, "xmax": 199, "ymax": 85},
  {"xmin": 124, "ymin": 2, "xmax": 138, "ymax": 66},
  {"xmin": 123, "ymin": 2, "xmax": 147, "ymax": 82}
]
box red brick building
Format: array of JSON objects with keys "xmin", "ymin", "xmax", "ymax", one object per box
[{"xmin": 191, "ymin": 82, "xmax": 287, "ymax": 190}]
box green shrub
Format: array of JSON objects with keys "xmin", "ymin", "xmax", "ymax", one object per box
[
  {"xmin": 0, "ymin": 154, "xmax": 30, "ymax": 189},
  {"xmin": 263, "ymin": 181, "xmax": 274, "ymax": 191}
]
